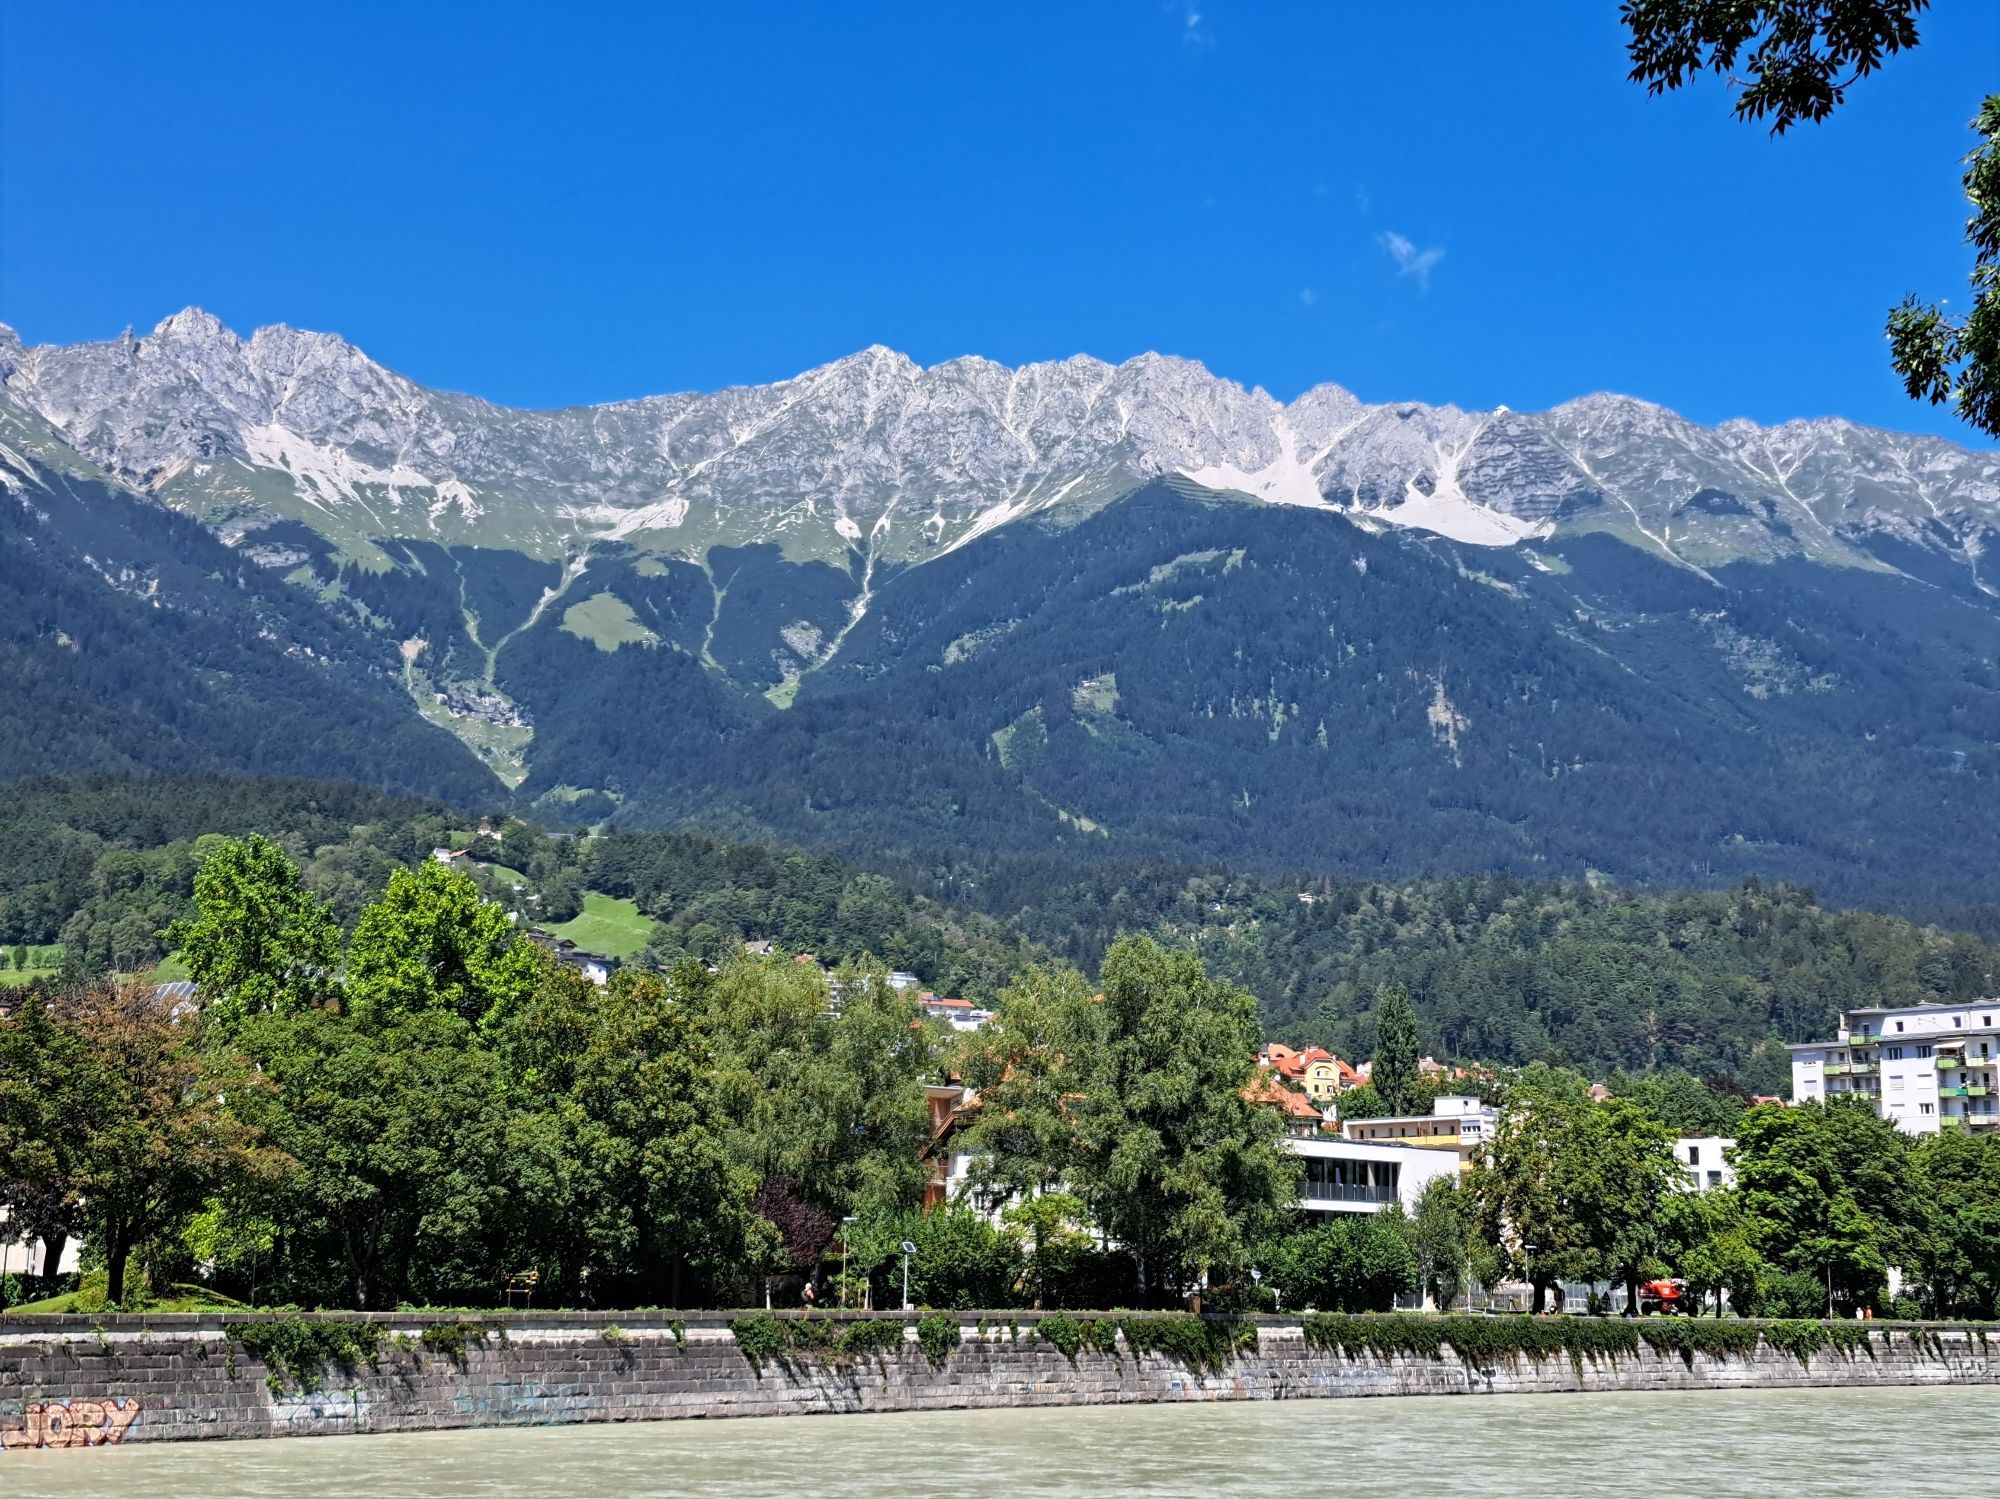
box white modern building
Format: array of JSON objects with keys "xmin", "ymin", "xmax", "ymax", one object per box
[
  {"xmin": 1340, "ymin": 1095, "xmax": 1499, "ymax": 1162},
  {"xmin": 0, "ymin": 1210, "xmax": 80, "ymax": 1278},
  {"xmin": 1674, "ymin": 1136, "xmax": 1735, "ymax": 1192},
  {"xmin": 1287, "ymin": 1135, "xmax": 1463, "ymax": 1215},
  {"xmin": 1790, "ymin": 1001, "xmax": 2000, "ymax": 1136}
]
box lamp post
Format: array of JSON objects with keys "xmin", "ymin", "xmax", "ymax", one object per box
[
  {"xmin": 900, "ymin": 1240, "xmax": 917, "ymax": 1312},
  {"xmin": 840, "ymin": 1215, "xmax": 857, "ymax": 1310}
]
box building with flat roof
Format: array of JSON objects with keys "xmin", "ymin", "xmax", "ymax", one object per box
[
  {"xmin": 1790, "ymin": 1001, "xmax": 2000, "ymax": 1136},
  {"xmin": 1287, "ymin": 1134, "xmax": 1463, "ymax": 1215},
  {"xmin": 1339, "ymin": 1095, "xmax": 1497, "ymax": 1164},
  {"xmin": 1675, "ymin": 1136, "xmax": 1735, "ymax": 1192}
]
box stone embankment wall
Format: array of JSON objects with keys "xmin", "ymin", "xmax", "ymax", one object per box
[{"xmin": 2, "ymin": 1310, "xmax": 1993, "ymax": 1449}]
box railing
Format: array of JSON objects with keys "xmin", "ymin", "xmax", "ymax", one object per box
[
  {"xmin": 1823, "ymin": 1063, "xmax": 1852, "ymax": 1076},
  {"xmin": 1301, "ymin": 1181, "xmax": 1396, "ymax": 1205}
]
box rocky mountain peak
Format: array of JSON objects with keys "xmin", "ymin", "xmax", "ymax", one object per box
[
  {"xmin": 0, "ymin": 313, "xmax": 1994, "ymax": 577},
  {"xmin": 150, "ymin": 306, "xmax": 237, "ymax": 346}
]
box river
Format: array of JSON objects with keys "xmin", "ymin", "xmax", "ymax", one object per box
[{"xmin": 8, "ymin": 1385, "xmax": 1998, "ymax": 1497}]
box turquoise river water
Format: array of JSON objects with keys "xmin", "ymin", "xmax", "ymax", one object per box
[{"xmin": 7, "ymin": 1385, "xmax": 2000, "ymax": 1498}]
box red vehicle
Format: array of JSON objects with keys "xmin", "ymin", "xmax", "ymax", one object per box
[{"xmin": 1636, "ymin": 1278, "xmax": 1687, "ymax": 1315}]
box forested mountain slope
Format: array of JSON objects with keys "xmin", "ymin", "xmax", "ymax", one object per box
[
  {"xmin": 4, "ymin": 777, "xmax": 1996, "ymax": 1087},
  {"xmin": 3, "ymin": 314, "xmax": 1997, "ymax": 914},
  {"xmin": 0, "ymin": 415, "xmax": 500, "ymax": 801}
]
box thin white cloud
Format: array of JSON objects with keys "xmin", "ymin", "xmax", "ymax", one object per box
[
  {"xmin": 1177, "ymin": 0, "xmax": 1213, "ymax": 49},
  {"xmin": 1378, "ymin": 230, "xmax": 1445, "ymax": 290},
  {"xmin": 1299, "ymin": 288, "xmax": 1320, "ymax": 307}
]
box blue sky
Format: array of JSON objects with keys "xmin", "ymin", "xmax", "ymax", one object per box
[{"xmin": 3, "ymin": 2, "xmax": 1994, "ymax": 440}]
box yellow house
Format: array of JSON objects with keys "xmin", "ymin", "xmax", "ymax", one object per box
[
  {"xmin": 1300, "ymin": 1051, "xmax": 1344, "ymax": 1103},
  {"xmin": 1260, "ymin": 1043, "xmax": 1355, "ymax": 1104}
]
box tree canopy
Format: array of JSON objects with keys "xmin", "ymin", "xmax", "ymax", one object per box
[{"xmin": 1622, "ymin": 0, "xmax": 2000, "ymax": 435}]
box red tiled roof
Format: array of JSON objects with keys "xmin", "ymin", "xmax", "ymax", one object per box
[{"xmin": 1244, "ymin": 1074, "xmax": 1323, "ymax": 1120}]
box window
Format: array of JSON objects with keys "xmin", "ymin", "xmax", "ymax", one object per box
[
  {"xmin": 1687, "ymin": 1145, "xmax": 1701, "ymax": 1165},
  {"xmin": 1888, "ymin": 1047, "xmax": 1904, "ymax": 1060},
  {"xmin": 1890, "ymin": 1073, "xmax": 1905, "ymax": 1091},
  {"xmin": 1707, "ymin": 1171, "xmax": 1723, "ymax": 1189},
  {"xmin": 1897, "ymin": 1021, "xmax": 1906, "ymax": 1032},
  {"xmin": 1956, "ymin": 1017, "xmax": 1964, "ymax": 1029},
  {"xmin": 1920, "ymin": 1103, "xmax": 1935, "ymax": 1115},
  {"xmin": 1918, "ymin": 1045, "xmax": 1933, "ymax": 1058}
]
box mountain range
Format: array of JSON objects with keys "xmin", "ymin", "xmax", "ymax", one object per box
[{"xmin": 4, "ymin": 310, "xmax": 1996, "ymax": 915}]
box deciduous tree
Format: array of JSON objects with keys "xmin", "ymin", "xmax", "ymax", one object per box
[
  {"xmin": 164, "ymin": 834, "xmax": 340, "ymax": 1033},
  {"xmin": 1067, "ymin": 936, "xmax": 1296, "ymax": 1300},
  {"xmin": 1732, "ymin": 1097, "xmax": 1912, "ymax": 1312},
  {"xmin": 54, "ymin": 983, "xmax": 279, "ymax": 1304},
  {"xmin": 345, "ymin": 860, "xmax": 540, "ymax": 1030},
  {"xmin": 1622, "ymin": 1, "xmax": 2000, "ymax": 435}
]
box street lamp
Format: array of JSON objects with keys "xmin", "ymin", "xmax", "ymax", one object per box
[
  {"xmin": 900, "ymin": 1240, "xmax": 917, "ymax": 1312},
  {"xmin": 840, "ymin": 1216, "xmax": 857, "ymax": 1310}
]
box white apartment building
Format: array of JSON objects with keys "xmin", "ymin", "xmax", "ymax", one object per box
[
  {"xmin": 1790, "ymin": 1001, "xmax": 2000, "ymax": 1136},
  {"xmin": 1288, "ymin": 1135, "xmax": 1463, "ymax": 1215},
  {"xmin": 1675, "ymin": 1136, "xmax": 1735, "ymax": 1192},
  {"xmin": 0, "ymin": 1210, "xmax": 80, "ymax": 1278},
  {"xmin": 1340, "ymin": 1095, "xmax": 1499, "ymax": 1162}
]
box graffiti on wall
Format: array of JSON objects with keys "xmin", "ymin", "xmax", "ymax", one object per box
[{"xmin": 1, "ymin": 1398, "xmax": 143, "ymax": 1449}]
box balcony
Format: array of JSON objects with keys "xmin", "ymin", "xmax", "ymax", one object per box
[
  {"xmin": 1302, "ymin": 1181, "xmax": 1397, "ymax": 1206},
  {"xmin": 1967, "ymin": 1085, "xmax": 1990, "ymax": 1097},
  {"xmin": 1822, "ymin": 1063, "xmax": 1851, "ymax": 1077},
  {"xmin": 1940, "ymin": 1085, "xmax": 1969, "ymax": 1099},
  {"xmin": 1937, "ymin": 1055, "xmax": 1969, "ymax": 1071}
]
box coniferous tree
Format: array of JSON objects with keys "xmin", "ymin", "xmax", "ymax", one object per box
[{"xmin": 1371, "ymin": 983, "xmax": 1421, "ymax": 1116}]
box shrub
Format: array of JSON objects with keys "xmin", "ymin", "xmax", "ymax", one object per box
[
  {"xmin": 1302, "ymin": 1313, "xmax": 1880, "ymax": 1372},
  {"xmin": 233, "ymin": 1318, "xmax": 383, "ymax": 1395},
  {"xmin": 835, "ymin": 1318, "xmax": 906, "ymax": 1359},
  {"xmin": 873, "ymin": 1207, "xmax": 1027, "ymax": 1309},
  {"xmin": 916, "ymin": 1311, "xmax": 960, "ymax": 1366},
  {"xmin": 729, "ymin": 1313, "xmax": 788, "ymax": 1371},
  {"xmin": 418, "ymin": 1318, "xmax": 495, "ymax": 1366},
  {"xmin": 1756, "ymin": 1271, "xmax": 1827, "ymax": 1320},
  {"xmin": 1637, "ymin": 1317, "xmax": 1761, "ymax": 1367},
  {"xmin": 1268, "ymin": 1217, "xmax": 1418, "ymax": 1314},
  {"xmin": 1119, "ymin": 1315, "xmax": 1256, "ymax": 1373},
  {"xmin": 730, "ymin": 1313, "xmax": 907, "ymax": 1372},
  {"xmin": 1038, "ymin": 1248, "xmax": 1140, "ymax": 1310},
  {"xmin": 1037, "ymin": 1312, "xmax": 1085, "ymax": 1361}
]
